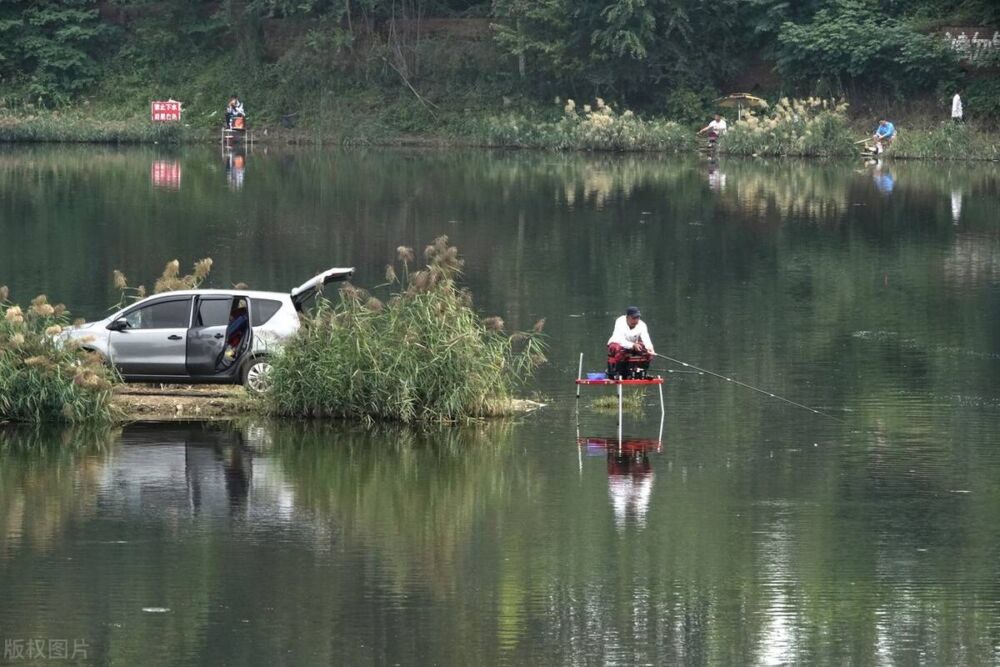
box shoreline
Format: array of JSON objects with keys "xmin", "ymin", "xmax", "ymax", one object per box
[
  {"xmin": 2, "ymin": 113, "xmax": 998, "ymax": 161},
  {"xmin": 108, "ymin": 385, "xmax": 545, "ymax": 423}
]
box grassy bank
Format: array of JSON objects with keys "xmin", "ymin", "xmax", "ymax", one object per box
[
  {"xmin": 3, "ymin": 94, "xmax": 997, "ymax": 161},
  {"xmin": 468, "ymin": 98, "xmax": 695, "ymax": 152},
  {"xmin": 0, "ymin": 112, "xmax": 207, "ymax": 144}
]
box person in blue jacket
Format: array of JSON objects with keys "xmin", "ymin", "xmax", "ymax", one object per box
[{"xmin": 872, "ymin": 119, "xmax": 896, "ymax": 154}]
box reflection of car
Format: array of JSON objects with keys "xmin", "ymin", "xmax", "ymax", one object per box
[{"xmin": 61, "ymin": 267, "xmax": 353, "ymax": 393}]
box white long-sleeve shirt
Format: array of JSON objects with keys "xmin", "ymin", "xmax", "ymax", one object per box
[
  {"xmin": 952, "ymin": 94, "xmax": 963, "ymax": 119},
  {"xmin": 607, "ymin": 316, "xmax": 654, "ymax": 352}
]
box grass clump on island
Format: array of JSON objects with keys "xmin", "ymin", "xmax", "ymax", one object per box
[
  {"xmin": 266, "ymin": 237, "xmax": 547, "ymax": 423},
  {"xmin": 474, "ymin": 98, "xmax": 694, "ymax": 152},
  {"xmin": 0, "ymin": 287, "xmax": 117, "ymax": 424},
  {"xmin": 592, "ymin": 391, "xmax": 647, "ymax": 415}
]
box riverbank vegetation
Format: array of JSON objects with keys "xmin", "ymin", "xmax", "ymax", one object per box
[
  {"xmin": 0, "ymin": 1, "xmax": 997, "ymax": 157},
  {"xmin": 723, "ymin": 98, "xmax": 857, "ymax": 158},
  {"xmin": 0, "ymin": 288, "xmax": 117, "ymax": 424},
  {"xmin": 1, "ymin": 247, "xmax": 544, "ymax": 425},
  {"xmin": 266, "ymin": 237, "xmax": 547, "ymax": 423},
  {"xmin": 474, "ymin": 98, "xmax": 694, "ymax": 152}
]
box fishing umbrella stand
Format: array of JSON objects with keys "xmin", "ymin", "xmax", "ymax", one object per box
[{"xmin": 715, "ymin": 93, "xmax": 768, "ymax": 121}]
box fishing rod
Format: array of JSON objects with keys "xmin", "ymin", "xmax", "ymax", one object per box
[{"xmin": 653, "ymin": 352, "xmax": 845, "ymax": 423}]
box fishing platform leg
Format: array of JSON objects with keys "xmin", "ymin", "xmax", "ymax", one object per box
[
  {"xmin": 576, "ymin": 353, "xmax": 583, "ymax": 399},
  {"xmin": 658, "ymin": 382, "xmax": 664, "ymax": 421},
  {"xmin": 658, "ymin": 381, "xmax": 665, "ymax": 442},
  {"xmin": 617, "ymin": 382, "xmax": 623, "ymax": 444}
]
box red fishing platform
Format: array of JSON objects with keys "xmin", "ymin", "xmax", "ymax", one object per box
[{"xmin": 575, "ymin": 353, "xmax": 665, "ymax": 442}]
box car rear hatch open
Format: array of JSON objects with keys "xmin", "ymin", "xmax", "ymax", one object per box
[{"xmin": 290, "ymin": 267, "xmax": 355, "ymax": 310}]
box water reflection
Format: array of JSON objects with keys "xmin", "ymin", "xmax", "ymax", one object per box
[
  {"xmin": 871, "ymin": 159, "xmax": 895, "ymax": 195},
  {"xmin": 943, "ymin": 231, "xmax": 1000, "ymax": 286},
  {"xmin": 0, "ymin": 425, "xmax": 116, "ymax": 558},
  {"xmin": 579, "ymin": 436, "xmax": 661, "ymax": 530},
  {"xmin": 224, "ymin": 147, "xmax": 247, "ymax": 190},
  {"xmin": 707, "ymin": 158, "xmax": 726, "ymax": 192},
  {"xmin": 150, "ymin": 159, "xmax": 181, "ymax": 190},
  {"xmin": 2, "ymin": 146, "xmax": 1000, "ymax": 662},
  {"xmin": 721, "ymin": 159, "xmax": 850, "ymax": 223}
]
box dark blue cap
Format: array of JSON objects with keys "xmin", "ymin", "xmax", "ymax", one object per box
[{"xmin": 625, "ymin": 306, "xmax": 641, "ymax": 317}]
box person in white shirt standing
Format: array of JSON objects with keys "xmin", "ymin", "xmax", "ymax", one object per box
[
  {"xmin": 952, "ymin": 91, "xmax": 963, "ymax": 123},
  {"xmin": 607, "ymin": 306, "xmax": 655, "ymax": 379}
]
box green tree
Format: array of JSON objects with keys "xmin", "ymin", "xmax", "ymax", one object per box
[
  {"xmin": 491, "ymin": 0, "xmax": 753, "ymax": 101},
  {"xmin": 774, "ymin": 0, "xmax": 959, "ymax": 98},
  {"xmin": 0, "ymin": 0, "xmax": 115, "ymax": 104}
]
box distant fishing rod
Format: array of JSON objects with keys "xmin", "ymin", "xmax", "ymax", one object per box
[{"xmin": 653, "ymin": 352, "xmax": 845, "ymax": 423}]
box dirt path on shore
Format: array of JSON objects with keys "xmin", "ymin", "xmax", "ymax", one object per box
[
  {"xmin": 111, "ymin": 385, "xmax": 545, "ymax": 422},
  {"xmin": 113, "ymin": 385, "xmax": 252, "ymax": 421}
]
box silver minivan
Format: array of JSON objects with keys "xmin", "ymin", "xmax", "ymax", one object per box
[{"xmin": 62, "ymin": 267, "xmax": 353, "ymax": 393}]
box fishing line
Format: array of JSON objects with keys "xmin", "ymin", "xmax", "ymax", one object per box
[{"xmin": 653, "ymin": 352, "xmax": 845, "ymax": 423}]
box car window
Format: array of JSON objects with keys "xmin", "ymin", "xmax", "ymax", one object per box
[
  {"xmin": 251, "ymin": 298, "xmax": 282, "ymax": 326},
  {"xmin": 196, "ymin": 298, "xmax": 231, "ymax": 328},
  {"xmin": 124, "ymin": 298, "xmax": 192, "ymax": 330}
]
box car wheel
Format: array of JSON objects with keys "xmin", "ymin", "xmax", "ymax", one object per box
[{"xmin": 241, "ymin": 357, "xmax": 272, "ymax": 394}]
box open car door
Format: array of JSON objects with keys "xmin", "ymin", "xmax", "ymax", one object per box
[{"xmin": 290, "ymin": 267, "xmax": 354, "ymax": 311}]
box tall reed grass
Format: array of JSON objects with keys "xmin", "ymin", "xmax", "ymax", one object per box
[
  {"xmin": 266, "ymin": 237, "xmax": 547, "ymax": 423},
  {"xmin": 474, "ymin": 98, "xmax": 694, "ymax": 152},
  {"xmin": 722, "ymin": 97, "xmax": 856, "ymax": 157},
  {"xmin": 0, "ymin": 288, "xmax": 117, "ymax": 423}
]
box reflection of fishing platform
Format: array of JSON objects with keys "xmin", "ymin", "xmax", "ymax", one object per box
[
  {"xmin": 577, "ymin": 436, "xmax": 662, "ymax": 455},
  {"xmin": 575, "ymin": 352, "xmax": 665, "ymax": 442}
]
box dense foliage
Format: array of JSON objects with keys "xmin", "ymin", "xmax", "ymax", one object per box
[
  {"xmin": 0, "ymin": 0, "xmax": 114, "ymax": 106},
  {"xmin": 0, "ymin": 0, "xmax": 997, "ymax": 123},
  {"xmin": 774, "ymin": 0, "xmax": 960, "ymax": 97},
  {"xmin": 267, "ymin": 238, "xmax": 546, "ymax": 423}
]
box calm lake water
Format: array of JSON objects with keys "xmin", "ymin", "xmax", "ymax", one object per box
[{"xmin": 2, "ymin": 145, "xmax": 1000, "ymax": 665}]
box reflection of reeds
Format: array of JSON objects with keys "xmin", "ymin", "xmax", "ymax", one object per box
[
  {"xmin": 267, "ymin": 237, "xmax": 547, "ymax": 423},
  {"xmin": 722, "ymin": 160, "xmax": 849, "ymax": 223},
  {"xmin": 0, "ymin": 425, "xmax": 116, "ymax": 557},
  {"xmin": 942, "ymin": 232, "xmax": 1000, "ymax": 286},
  {"xmin": 270, "ymin": 419, "xmax": 528, "ymax": 593}
]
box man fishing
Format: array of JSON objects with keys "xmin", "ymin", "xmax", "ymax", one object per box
[
  {"xmin": 225, "ymin": 95, "xmax": 246, "ymax": 130},
  {"xmin": 697, "ymin": 114, "xmax": 728, "ymax": 146},
  {"xmin": 607, "ymin": 306, "xmax": 655, "ymax": 379},
  {"xmin": 872, "ymin": 119, "xmax": 896, "ymax": 154}
]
